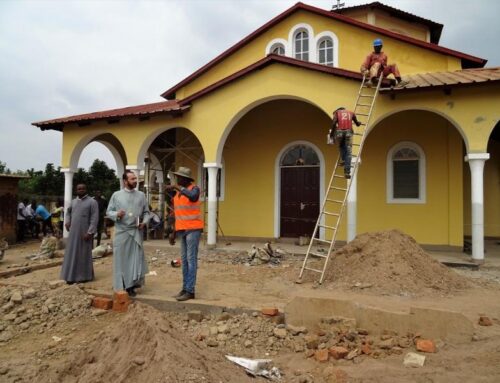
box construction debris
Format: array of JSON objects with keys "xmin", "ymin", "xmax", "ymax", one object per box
[
  {"xmin": 403, "ymin": 352, "xmax": 426, "ymax": 367},
  {"xmin": 91, "ymin": 243, "xmax": 112, "ymax": 259},
  {"xmin": 25, "ymin": 236, "xmax": 59, "ymax": 260},
  {"xmin": 243, "ymin": 243, "xmax": 287, "ymax": 266}
]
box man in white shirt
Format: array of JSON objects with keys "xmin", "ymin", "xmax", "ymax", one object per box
[{"xmin": 17, "ymin": 199, "xmax": 27, "ymax": 242}]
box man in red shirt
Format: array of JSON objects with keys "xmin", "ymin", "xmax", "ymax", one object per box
[
  {"xmin": 329, "ymin": 107, "xmax": 361, "ymax": 179},
  {"xmin": 361, "ymin": 38, "xmax": 408, "ymax": 87}
]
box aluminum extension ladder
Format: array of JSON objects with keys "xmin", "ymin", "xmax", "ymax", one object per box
[{"xmin": 297, "ymin": 73, "xmax": 383, "ymax": 284}]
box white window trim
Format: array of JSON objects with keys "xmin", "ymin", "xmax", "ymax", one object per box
[
  {"xmin": 198, "ymin": 158, "xmax": 225, "ymax": 201},
  {"xmin": 386, "ymin": 141, "xmax": 426, "ymax": 204},
  {"xmin": 315, "ymin": 31, "xmax": 339, "ymax": 67},
  {"xmin": 289, "ymin": 23, "xmax": 315, "ymax": 62},
  {"xmin": 274, "ymin": 141, "xmax": 325, "ymax": 239},
  {"xmin": 265, "ymin": 38, "xmax": 290, "ymax": 56}
]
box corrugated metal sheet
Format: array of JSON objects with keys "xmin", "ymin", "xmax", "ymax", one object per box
[{"xmin": 383, "ymin": 67, "xmax": 500, "ymax": 92}]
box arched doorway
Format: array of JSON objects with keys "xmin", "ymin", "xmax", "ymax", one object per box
[
  {"xmin": 278, "ymin": 142, "xmax": 321, "ymax": 238},
  {"xmin": 484, "ymin": 122, "xmax": 500, "ymax": 239}
]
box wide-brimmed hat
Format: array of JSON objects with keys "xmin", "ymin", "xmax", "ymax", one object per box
[{"xmin": 172, "ymin": 166, "xmax": 194, "ymax": 181}]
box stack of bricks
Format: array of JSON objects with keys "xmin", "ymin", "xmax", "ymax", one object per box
[
  {"xmin": 112, "ymin": 291, "xmax": 130, "ymax": 313},
  {"xmin": 92, "ymin": 296, "xmax": 113, "ymax": 310}
]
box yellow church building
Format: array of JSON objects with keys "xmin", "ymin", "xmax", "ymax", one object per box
[{"xmin": 34, "ymin": 2, "xmax": 500, "ymax": 263}]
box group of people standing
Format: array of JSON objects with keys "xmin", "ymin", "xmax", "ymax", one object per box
[
  {"xmin": 60, "ymin": 167, "xmax": 202, "ymax": 302},
  {"xmin": 16, "ymin": 199, "xmax": 63, "ymax": 242}
]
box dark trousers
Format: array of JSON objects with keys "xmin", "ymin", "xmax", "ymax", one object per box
[
  {"xmin": 42, "ymin": 217, "xmax": 53, "ymax": 236},
  {"xmin": 17, "ymin": 220, "xmax": 26, "ymax": 242}
]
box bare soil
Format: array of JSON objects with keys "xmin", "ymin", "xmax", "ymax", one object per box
[{"xmin": 1, "ymin": 232, "xmax": 500, "ymax": 382}]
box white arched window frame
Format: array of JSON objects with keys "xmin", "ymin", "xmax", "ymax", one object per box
[
  {"xmin": 198, "ymin": 158, "xmax": 225, "ymax": 201},
  {"xmin": 386, "ymin": 141, "xmax": 426, "ymax": 204},
  {"xmin": 265, "ymin": 38, "xmax": 289, "ymax": 56},
  {"xmin": 315, "ymin": 31, "xmax": 339, "ymax": 67},
  {"xmin": 289, "ymin": 23, "xmax": 315, "ymax": 62}
]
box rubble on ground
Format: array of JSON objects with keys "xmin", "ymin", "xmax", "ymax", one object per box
[
  {"xmin": 0, "ymin": 281, "xmax": 93, "ymax": 344},
  {"xmin": 174, "ymin": 309, "xmax": 425, "ymax": 364}
]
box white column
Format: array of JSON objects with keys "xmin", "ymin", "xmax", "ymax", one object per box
[
  {"xmin": 347, "ymin": 156, "xmax": 360, "ymax": 242},
  {"xmin": 465, "ymin": 153, "xmax": 489, "ymax": 263},
  {"xmin": 204, "ymin": 162, "xmax": 221, "ymax": 249},
  {"xmin": 61, "ymin": 168, "xmax": 74, "ymax": 239}
]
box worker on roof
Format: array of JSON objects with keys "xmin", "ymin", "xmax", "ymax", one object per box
[
  {"xmin": 361, "ymin": 38, "xmax": 409, "ymax": 87},
  {"xmin": 328, "ymin": 107, "xmax": 361, "ymax": 179}
]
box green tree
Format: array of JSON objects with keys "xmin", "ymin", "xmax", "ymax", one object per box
[{"xmin": 0, "ymin": 160, "xmax": 11, "ymax": 174}]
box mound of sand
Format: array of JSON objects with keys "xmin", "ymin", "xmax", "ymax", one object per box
[
  {"xmin": 325, "ymin": 229, "xmax": 470, "ymax": 296},
  {"xmin": 56, "ymin": 303, "xmax": 253, "ymax": 383}
]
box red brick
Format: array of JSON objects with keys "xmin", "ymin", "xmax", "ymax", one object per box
[
  {"xmin": 478, "ymin": 316, "xmax": 493, "ymax": 326},
  {"xmin": 415, "ymin": 339, "xmax": 436, "ymax": 353},
  {"xmin": 261, "ymin": 307, "xmax": 279, "ymax": 316},
  {"xmin": 315, "ymin": 349, "xmax": 329, "ymax": 362},
  {"xmin": 92, "ymin": 297, "xmax": 112, "ymax": 310},
  {"xmin": 112, "ymin": 291, "xmax": 130, "ymax": 313},
  {"xmin": 361, "ymin": 344, "xmax": 372, "ymax": 355},
  {"xmin": 329, "ymin": 346, "xmax": 349, "ymax": 359}
]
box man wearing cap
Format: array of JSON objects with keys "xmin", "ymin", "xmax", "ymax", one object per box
[
  {"xmin": 361, "ymin": 38, "xmax": 408, "ymax": 87},
  {"xmin": 165, "ymin": 166, "xmax": 203, "ymax": 302}
]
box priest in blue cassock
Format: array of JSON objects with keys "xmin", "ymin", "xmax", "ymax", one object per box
[{"xmin": 107, "ymin": 170, "xmax": 150, "ymax": 297}]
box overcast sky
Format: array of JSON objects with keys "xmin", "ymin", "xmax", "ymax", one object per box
[{"xmin": 1, "ymin": 0, "xmax": 498, "ymax": 172}]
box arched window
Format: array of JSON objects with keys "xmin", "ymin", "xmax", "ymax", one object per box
[
  {"xmin": 281, "ymin": 144, "xmax": 319, "ymax": 167},
  {"xmin": 270, "ymin": 43, "xmax": 285, "ymax": 56},
  {"xmin": 318, "ymin": 37, "xmax": 334, "ymax": 66},
  {"xmin": 294, "ymin": 30, "xmax": 309, "ymax": 61},
  {"xmin": 387, "ymin": 142, "xmax": 426, "ymax": 203}
]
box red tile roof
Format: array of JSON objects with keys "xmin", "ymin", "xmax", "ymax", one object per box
[
  {"xmin": 160, "ymin": 2, "xmax": 486, "ymax": 100},
  {"xmin": 381, "ymin": 67, "xmax": 500, "ymax": 93},
  {"xmin": 32, "ymin": 100, "xmax": 188, "ymax": 130},
  {"xmin": 334, "ymin": 2, "xmax": 443, "ymax": 44}
]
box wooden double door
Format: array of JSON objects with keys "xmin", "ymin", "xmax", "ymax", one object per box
[{"xmin": 280, "ymin": 166, "xmax": 320, "ymax": 238}]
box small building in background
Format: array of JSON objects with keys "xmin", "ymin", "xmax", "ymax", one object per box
[{"xmin": 0, "ymin": 174, "xmax": 26, "ymax": 244}]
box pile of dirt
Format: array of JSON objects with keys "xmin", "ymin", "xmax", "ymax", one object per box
[
  {"xmin": 325, "ymin": 230, "xmax": 470, "ymax": 296},
  {"xmin": 54, "ymin": 303, "xmax": 253, "ymax": 383}
]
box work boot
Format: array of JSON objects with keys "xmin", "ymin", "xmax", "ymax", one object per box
[
  {"xmin": 339, "ymin": 161, "xmax": 345, "ymax": 167},
  {"xmin": 176, "ymin": 292, "xmax": 195, "ymax": 301},
  {"xmin": 345, "ymin": 172, "xmax": 351, "ymax": 179},
  {"xmin": 173, "ymin": 289, "xmax": 185, "ymax": 298},
  {"xmin": 126, "ymin": 287, "xmax": 137, "ymax": 297}
]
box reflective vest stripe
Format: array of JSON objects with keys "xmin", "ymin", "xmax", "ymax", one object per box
[
  {"xmin": 176, "ymin": 215, "xmax": 202, "ymax": 220},
  {"xmin": 174, "ymin": 205, "xmax": 199, "ymax": 210}
]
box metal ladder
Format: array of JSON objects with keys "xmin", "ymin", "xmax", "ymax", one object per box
[{"xmin": 297, "ymin": 74, "xmax": 383, "ymax": 284}]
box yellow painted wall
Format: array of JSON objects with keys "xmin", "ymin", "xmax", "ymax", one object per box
[
  {"xmin": 372, "ymin": 10, "xmax": 429, "ymax": 41},
  {"xmin": 176, "ymin": 9, "xmax": 462, "ymax": 99},
  {"xmin": 58, "ymin": 62, "xmax": 499, "ymax": 247},
  {"xmin": 218, "ymin": 99, "xmax": 343, "ymax": 239},
  {"xmin": 359, "ymin": 110, "xmax": 463, "ymax": 246}
]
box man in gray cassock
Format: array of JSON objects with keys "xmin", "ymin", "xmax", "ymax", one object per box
[
  {"xmin": 60, "ymin": 183, "xmax": 99, "ymax": 283},
  {"xmin": 107, "ymin": 170, "xmax": 150, "ymax": 297}
]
